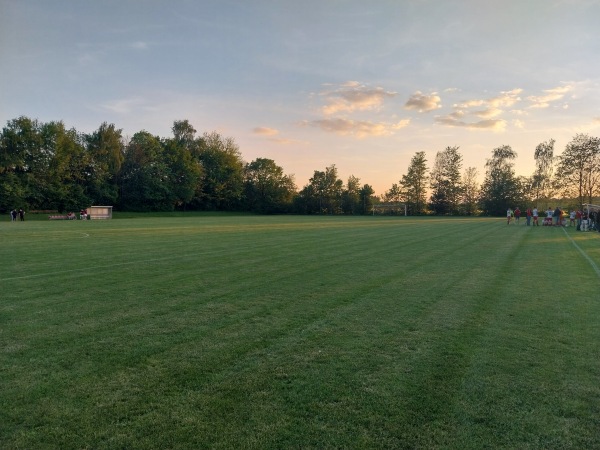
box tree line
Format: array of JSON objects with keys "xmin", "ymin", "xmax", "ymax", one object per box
[
  {"xmin": 1, "ymin": 116, "xmax": 599, "ymax": 216},
  {"xmin": 385, "ymin": 135, "xmax": 600, "ymax": 216}
]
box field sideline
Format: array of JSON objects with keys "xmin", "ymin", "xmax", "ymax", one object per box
[{"xmin": 1, "ymin": 215, "xmax": 600, "ymax": 449}]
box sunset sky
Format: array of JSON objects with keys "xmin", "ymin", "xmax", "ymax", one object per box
[{"xmin": 2, "ymin": 0, "xmax": 600, "ymax": 195}]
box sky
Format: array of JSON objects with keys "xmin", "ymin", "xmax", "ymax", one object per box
[{"xmin": 2, "ymin": 0, "xmax": 600, "ymax": 195}]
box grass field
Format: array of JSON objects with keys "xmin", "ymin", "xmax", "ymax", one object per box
[{"xmin": 1, "ymin": 215, "xmax": 600, "ymax": 449}]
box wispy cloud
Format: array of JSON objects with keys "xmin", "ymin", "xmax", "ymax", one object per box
[
  {"xmin": 269, "ymin": 137, "xmax": 304, "ymax": 145},
  {"xmin": 527, "ymin": 85, "xmax": 572, "ymax": 108},
  {"xmin": 434, "ymin": 114, "xmax": 506, "ymax": 131},
  {"xmin": 436, "ymin": 88, "xmax": 522, "ymax": 131},
  {"xmin": 488, "ymin": 89, "xmax": 523, "ymax": 108},
  {"xmin": 303, "ymin": 118, "xmax": 410, "ymax": 138},
  {"xmin": 472, "ymin": 107, "xmax": 503, "ymax": 119},
  {"xmin": 253, "ymin": 127, "xmax": 279, "ymax": 136},
  {"xmin": 321, "ymin": 82, "xmax": 397, "ymax": 115},
  {"xmin": 513, "ymin": 119, "xmax": 525, "ymax": 129},
  {"xmin": 404, "ymin": 91, "xmax": 442, "ymax": 113}
]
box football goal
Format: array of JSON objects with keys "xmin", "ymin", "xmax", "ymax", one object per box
[{"xmin": 372, "ymin": 202, "xmax": 407, "ymax": 216}]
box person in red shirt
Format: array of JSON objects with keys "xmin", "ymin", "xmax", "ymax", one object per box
[{"xmin": 514, "ymin": 207, "xmax": 521, "ymax": 224}]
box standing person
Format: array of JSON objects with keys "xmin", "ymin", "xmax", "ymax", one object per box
[
  {"xmin": 507, "ymin": 208, "xmax": 513, "ymax": 225},
  {"xmin": 545, "ymin": 207, "xmax": 553, "ymax": 226},
  {"xmin": 526, "ymin": 207, "xmax": 532, "ymax": 226},
  {"xmin": 559, "ymin": 208, "xmax": 565, "ymax": 226},
  {"xmin": 18, "ymin": 208, "xmax": 25, "ymax": 221},
  {"xmin": 514, "ymin": 207, "xmax": 521, "ymax": 224},
  {"xmin": 10, "ymin": 209, "xmax": 17, "ymax": 222},
  {"xmin": 569, "ymin": 210, "xmax": 576, "ymax": 227},
  {"xmin": 554, "ymin": 206, "xmax": 561, "ymax": 226},
  {"xmin": 576, "ymin": 209, "xmax": 583, "ymax": 230},
  {"xmin": 532, "ymin": 207, "xmax": 539, "ymax": 226}
]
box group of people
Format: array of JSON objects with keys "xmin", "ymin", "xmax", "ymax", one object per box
[
  {"xmin": 507, "ymin": 206, "xmax": 589, "ymax": 229},
  {"xmin": 9, "ymin": 209, "xmax": 25, "ymax": 221},
  {"xmin": 65, "ymin": 209, "xmax": 88, "ymax": 220},
  {"xmin": 8, "ymin": 208, "xmax": 89, "ymax": 221}
]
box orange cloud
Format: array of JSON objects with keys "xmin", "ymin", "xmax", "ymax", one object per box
[
  {"xmin": 321, "ymin": 83, "xmax": 397, "ymax": 115},
  {"xmin": 527, "ymin": 85, "xmax": 572, "ymax": 108},
  {"xmin": 435, "ymin": 115, "xmax": 506, "ymax": 131},
  {"xmin": 404, "ymin": 91, "xmax": 442, "ymax": 112},
  {"xmin": 253, "ymin": 127, "xmax": 279, "ymax": 136},
  {"xmin": 303, "ymin": 118, "xmax": 410, "ymax": 138}
]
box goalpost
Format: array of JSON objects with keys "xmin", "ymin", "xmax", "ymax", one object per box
[{"xmin": 372, "ymin": 202, "xmax": 407, "ymax": 216}]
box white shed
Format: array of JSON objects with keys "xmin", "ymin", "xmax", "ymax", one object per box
[{"xmin": 89, "ymin": 206, "xmax": 113, "ymax": 219}]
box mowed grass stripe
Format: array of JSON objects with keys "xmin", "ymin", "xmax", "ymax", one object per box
[{"xmin": 1, "ymin": 217, "xmax": 599, "ymax": 448}]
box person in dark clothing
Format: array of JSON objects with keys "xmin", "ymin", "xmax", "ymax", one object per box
[
  {"xmin": 18, "ymin": 208, "xmax": 25, "ymax": 221},
  {"xmin": 553, "ymin": 207, "xmax": 561, "ymax": 226}
]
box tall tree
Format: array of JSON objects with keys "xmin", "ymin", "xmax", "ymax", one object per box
[
  {"xmin": 461, "ymin": 167, "xmax": 479, "ymax": 216},
  {"xmin": 0, "ymin": 116, "xmax": 43, "ymax": 210},
  {"xmin": 85, "ymin": 122, "xmax": 125, "ymax": 205},
  {"xmin": 384, "ymin": 183, "xmax": 402, "ymax": 203},
  {"xmin": 341, "ymin": 175, "xmax": 361, "ymax": 214},
  {"xmin": 555, "ymin": 134, "xmax": 600, "ymax": 207},
  {"xmin": 195, "ymin": 132, "xmax": 245, "ymax": 210},
  {"xmin": 172, "ymin": 120, "xmax": 197, "ymax": 150},
  {"xmin": 296, "ymin": 164, "xmax": 343, "ymax": 214},
  {"xmin": 119, "ymin": 131, "xmax": 175, "ymax": 211},
  {"xmin": 429, "ymin": 146, "xmax": 463, "ymax": 215},
  {"xmin": 532, "ymin": 139, "xmax": 555, "ymax": 205},
  {"xmin": 162, "ymin": 138, "xmax": 203, "ymax": 210},
  {"xmin": 480, "ymin": 145, "xmax": 521, "ymax": 216},
  {"xmin": 400, "ymin": 151, "xmax": 428, "ymax": 215},
  {"xmin": 243, "ymin": 158, "xmax": 296, "ymax": 213},
  {"xmin": 359, "ymin": 184, "xmax": 375, "ymax": 215},
  {"xmin": 42, "ymin": 121, "xmax": 90, "ymax": 211}
]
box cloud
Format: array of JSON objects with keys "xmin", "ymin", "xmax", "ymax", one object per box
[
  {"xmin": 513, "ymin": 119, "xmax": 525, "ymax": 129},
  {"xmin": 455, "ymin": 89, "xmax": 522, "ymax": 110},
  {"xmin": 253, "ymin": 127, "xmax": 279, "ymax": 136},
  {"xmin": 472, "ymin": 107, "xmax": 503, "ymax": 119},
  {"xmin": 436, "ymin": 88, "xmax": 524, "ymax": 131},
  {"xmin": 488, "ymin": 89, "xmax": 523, "ymax": 108},
  {"xmin": 527, "ymin": 85, "xmax": 572, "ymax": 108},
  {"xmin": 269, "ymin": 138, "xmax": 303, "ymax": 145},
  {"xmin": 321, "ymin": 82, "xmax": 397, "ymax": 115},
  {"xmin": 303, "ymin": 118, "xmax": 410, "ymax": 138},
  {"xmin": 404, "ymin": 91, "xmax": 442, "ymax": 113},
  {"xmin": 435, "ymin": 114, "xmax": 506, "ymax": 131}
]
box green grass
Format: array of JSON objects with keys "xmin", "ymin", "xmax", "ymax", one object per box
[{"xmin": 1, "ymin": 216, "xmax": 600, "ymax": 449}]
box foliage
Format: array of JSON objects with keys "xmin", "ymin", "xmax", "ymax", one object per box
[
  {"xmin": 461, "ymin": 167, "xmax": 479, "ymax": 215},
  {"xmin": 480, "ymin": 145, "xmax": 522, "ymax": 215},
  {"xmin": 244, "ymin": 158, "xmax": 296, "ymax": 213},
  {"xmin": 195, "ymin": 132, "xmax": 245, "ymax": 211},
  {"xmin": 400, "ymin": 151, "xmax": 428, "ymax": 215},
  {"xmin": 429, "ymin": 146, "xmax": 463, "ymax": 215},
  {"xmin": 119, "ymin": 131, "xmax": 175, "ymax": 211},
  {"xmin": 3, "ymin": 115, "xmax": 600, "ymax": 216},
  {"xmin": 84, "ymin": 122, "xmax": 125, "ymax": 205},
  {"xmin": 532, "ymin": 138, "xmax": 555, "ymax": 204},
  {"xmin": 296, "ymin": 164, "xmax": 344, "ymax": 214},
  {"xmin": 555, "ymin": 134, "xmax": 600, "ymax": 208}
]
